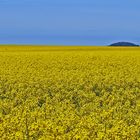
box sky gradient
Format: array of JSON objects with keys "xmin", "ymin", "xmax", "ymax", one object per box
[{"xmin": 0, "ymin": 0, "xmax": 140, "ymax": 45}]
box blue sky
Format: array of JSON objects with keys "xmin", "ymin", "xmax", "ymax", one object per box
[{"xmin": 0, "ymin": 0, "xmax": 140, "ymax": 45}]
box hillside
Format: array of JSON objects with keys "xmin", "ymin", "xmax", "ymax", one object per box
[{"xmin": 110, "ymin": 42, "xmax": 139, "ymax": 46}]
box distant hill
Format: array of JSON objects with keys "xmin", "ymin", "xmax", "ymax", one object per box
[{"xmin": 110, "ymin": 42, "xmax": 139, "ymax": 46}]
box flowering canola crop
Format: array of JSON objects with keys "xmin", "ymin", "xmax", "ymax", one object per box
[{"xmin": 0, "ymin": 46, "xmax": 140, "ymax": 140}]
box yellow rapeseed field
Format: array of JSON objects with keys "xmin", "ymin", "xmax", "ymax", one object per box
[{"xmin": 0, "ymin": 46, "xmax": 140, "ymax": 139}]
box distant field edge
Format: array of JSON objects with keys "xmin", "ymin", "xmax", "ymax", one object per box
[{"xmin": 0, "ymin": 44, "xmax": 140, "ymax": 52}]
